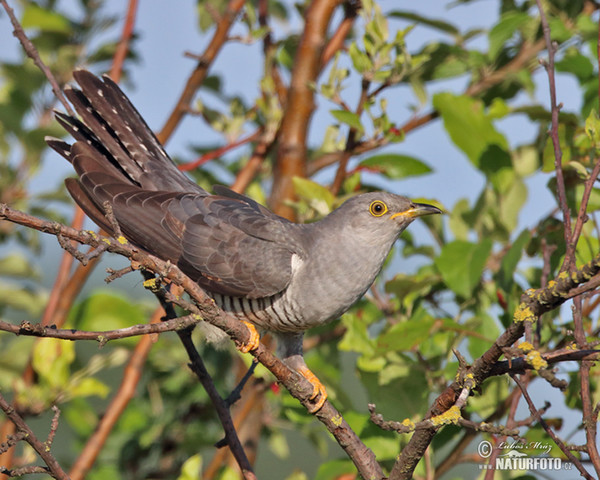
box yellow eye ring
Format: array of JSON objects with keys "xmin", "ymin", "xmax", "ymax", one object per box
[{"xmin": 369, "ymin": 200, "xmax": 388, "ymax": 217}]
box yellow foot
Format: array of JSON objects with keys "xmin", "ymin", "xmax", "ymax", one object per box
[
  {"xmin": 237, "ymin": 320, "xmax": 260, "ymax": 353},
  {"xmin": 297, "ymin": 365, "xmax": 328, "ymax": 413}
]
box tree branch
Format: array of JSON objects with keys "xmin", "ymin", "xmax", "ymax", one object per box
[
  {"xmin": 391, "ymin": 252, "xmax": 600, "ymax": 479},
  {"xmin": 109, "ymin": 0, "xmax": 139, "ymax": 83},
  {"xmin": 0, "ymin": 0, "xmax": 74, "ymax": 116},
  {"xmin": 513, "ymin": 374, "xmax": 593, "ymax": 479},
  {"xmin": 0, "ymin": 393, "xmax": 69, "ymax": 480},
  {"xmin": 157, "ymin": 0, "xmax": 246, "ymax": 144}
]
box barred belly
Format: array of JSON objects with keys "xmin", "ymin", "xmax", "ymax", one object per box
[{"xmin": 211, "ymin": 292, "xmax": 307, "ymax": 333}]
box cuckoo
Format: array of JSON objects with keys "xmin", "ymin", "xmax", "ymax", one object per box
[{"xmin": 46, "ymin": 70, "xmax": 441, "ymax": 412}]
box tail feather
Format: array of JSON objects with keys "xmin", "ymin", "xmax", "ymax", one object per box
[{"xmin": 64, "ymin": 178, "xmax": 114, "ymax": 234}]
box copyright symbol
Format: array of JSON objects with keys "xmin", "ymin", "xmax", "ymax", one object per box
[{"xmin": 478, "ymin": 440, "xmax": 493, "ymax": 458}]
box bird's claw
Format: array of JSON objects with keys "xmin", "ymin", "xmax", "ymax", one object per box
[
  {"xmin": 297, "ymin": 365, "xmax": 328, "ymax": 413},
  {"xmin": 237, "ymin": 320, "xmax": 260, "ymax": 353}
]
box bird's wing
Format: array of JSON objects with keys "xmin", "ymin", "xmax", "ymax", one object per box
[
  {"xmin": 70, "ymin": 161, "xmax": 299, "ymax": 298},
  {"xmin": 173, "ymin": 194, "xmax": 301, "ymax": 298}
]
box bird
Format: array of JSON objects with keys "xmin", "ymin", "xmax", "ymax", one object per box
[{"xmin": 46, "ymin": 70, "xmax": 442, "ymax": 412}]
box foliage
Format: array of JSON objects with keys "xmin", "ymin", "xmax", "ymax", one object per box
[{"xmin": 1, "ymin": 0, "xmax": 600, "ymax": 479}]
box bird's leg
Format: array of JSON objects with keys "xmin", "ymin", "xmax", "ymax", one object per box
[
  {"xmin": 276, "ymin": 333, "xmax": 327, "ymax": 413},
  {"xmin": 237, "ymin": 320, "xmax": 260, "ymax": 353}
]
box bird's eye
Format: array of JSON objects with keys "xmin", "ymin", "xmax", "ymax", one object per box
[{"xmin": 369, "ymin": 200, "xmax": 388, "ymax": 217}]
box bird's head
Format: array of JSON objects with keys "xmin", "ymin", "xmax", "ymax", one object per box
[{"xmin": 327, "ymin": 192, "xmax": 442, "ymax": 245}]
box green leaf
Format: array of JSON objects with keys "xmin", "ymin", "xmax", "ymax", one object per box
[
  {"xmin": 0, "ymin": 282, "xmax": 47, "ymax": 316},
  {"xmin": 177, "ymin": 454, "xmax": 202, "ymax": 480},
  {"xmin": 498, "ymin": 230, "xmax": 530, "ymax": 290},
  {"xmin": 376, "ymin": 310, "xmax": 436, "ymax": 352},
  {"xmin": 330, "ymin": 109, "xmax": 364, "ymax": 133},
  {"xmin": 0, "ymin": 253, "xmax": 39, "ymax": 278},
  {"xmin": 434, "ymin": 239, "xmax": 492, "ymax": 298},
  {"xmin": 434, "ymin": 93, "xmax": 512, "ymax": 190},
  {"xmin": 268, "ymin": 430, "xmax": 290, "ymax": 459},
  {"xmin": 70, "ymin": 291, "xmax": 148, "ymax": 345},
  {"xmin": 339, "ymin": 312, "xmax": 375, "ymax": 355},
  {"xmin": 33, "ymin": 338, "xmax": 75, "ymax": 388},
  {"xmin": 358, "ymin": 154, "xmax": 432, "ymax": 179},
  {"xmin": 292, "ymin": 177, "xmax": 335, "ymax": 213},
  {"xmin": 585, "ymin": 109, "xmax": 600, "ymax": 146},
  {"xmin": 67, "ymin": 377, "xmax": 110, "ymax": 399},
  {"xmin": 556, "ymin": 50, "xmax": 595, "ymax": 83},
  {"xmin": 389, "ymin": 11, "xmax": 459, "ymax": 36},
  {"xmin": 315, "ymin": 460, "xmax": 356, "ymax": 480},
  {"xmin": 433, "ymin": 93, "xmax": 508, "ymax": 167},
  {"xmin": 488, "ymin": 11, "xmax": 531, "ymax": 60},
  {"xmin": 360, "ymin": 363, "xmax": 429, "ymax": 418},
  {"xmin": 466, "ymin": 313, "xmax": 500, "ymax": 359},
  {"xmin": 21, "ymin": 4, "xmax": 71, "ymax": 34},
  {"xmin": 348, "ymin": 42, "xmax": 372, "ymax": 73}
]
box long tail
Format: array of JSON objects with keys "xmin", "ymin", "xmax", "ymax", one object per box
[{"xmin": 45, "ymin": 70, "xmax": 205, "ymax": 233}]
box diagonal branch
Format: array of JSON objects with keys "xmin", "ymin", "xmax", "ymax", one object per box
[
  {"xmin": 535, "ymin": 0, "xmax": 572, "ymax": 264},
  {"xmin": 513, "ymin": 374, "xmax": 593, "ymax": 479},
  {"xmin": 391, "ymin": 252, "xmax": 600, "ymax": 479},
  {"xmin": 157, "ymin": 0, "xmax": 246, "ymax": 144},
  {"xmin": 0, "ymin": 392, "xmax": 69, "ymax": 480},
  {"xmin": 0, "ymin": 0, "xmax": 74, "ymax": 116}
]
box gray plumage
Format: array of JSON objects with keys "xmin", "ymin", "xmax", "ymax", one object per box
[{"xmin": 46, "ymin": 70, "xmax": 441, "ymax": 411}]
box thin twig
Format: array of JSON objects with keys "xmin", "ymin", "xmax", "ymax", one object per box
[
  {"xmin": 0, "ymin": 391, "xmax": 69, "ymax": 480},
  {"xmin": 157, "ymin": 0, "xmax": 246, "ymax": 144},
  {"xmin": 535, "ymin": 0, "xmax": 572, "ymax": 265},
  {"xmin": 149, "ymin": 283, "xmax": 256, "ymax": 480},
  {"xmin": 512, "ymin": 374, "xmax": 593, "ymax": 479},
  {"xmin": 0, "ymin": 0, "xmax": 74, "ymax": 116},
  {"xmin": 330, "ymin": 78, "xmax": 369, "ymax": 195},
  {"xmin": 109, "ymin": 0, "xmax": 139, "ymax": 83},
  {"xmin": 0, "ymin": 313, "xmax": 203, "ymax": 343},
  {"xmin": 178, "ymin": 128, "xmax": 262, "ymax": 172}
]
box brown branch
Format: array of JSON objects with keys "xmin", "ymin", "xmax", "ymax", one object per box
[
  {"xmin": 178, "ymin": 128, "xmax": 262, "ymax": 172},
  {"xmin": 109, "ymin": 0, "xmax": 139, "ymax": 83},
  {"xmin": 0, "ymin": 204, "xmax": 384, "ymax": 480},
  {"xmin": 573, "ymin": 294, "xmax": 600, "ymax": 477},
  {"xmin": 230, "ymin": 126, "xmax": 277, "ymax": 193},
  {"xmin": 0, "ymin": 392, "xmax": 69, "ymax": 480},
  {"xmin": 570, "ymin": 158, "xmax": 600, "ymax": 265},
  {"xmin": 321, "ymin": 0, "xmax": 360, "ymax": 65},
  {"xmin": 0, "ymin": 0, "xmax": 74, "ymax": 116},
  {"xmin": 330, "ymin": 78, "xmax": 369, "ymax": 195},
  {"xmin": 177, "ymin": 328, "xmax": 256, "ymax": 479},
  {"xmin": 258, "ymin": 0, "xmax": 287, "ymax": 105},
  {"xmin": 0, "ymin": 313, "xmax": 202, "ymax": 343},
  {"xmin": 270, "ymin": 0, "xmax": 343, "ymax": 219},
  {"xmin": 157, "ymin": 0, "xmax": 247, "ymax": 144},
  {"xmin": 149, "ymin": 280, "xmax": 256, "ymax": 479},
  {"xmin": 513, "ymin": 374, "xmax": 593, "ymax": 479},
  {"xmin": 391, "ymin": 252, "xmax": 600, "ymax": 479},
  {"xmin": 535, "ymin": 0, "xmax": 572, "ymax": 266}
]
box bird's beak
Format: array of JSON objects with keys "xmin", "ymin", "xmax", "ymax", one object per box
[{"xmin": 391, "ymin": 202, "xmax": 442, "ymax": 221}]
